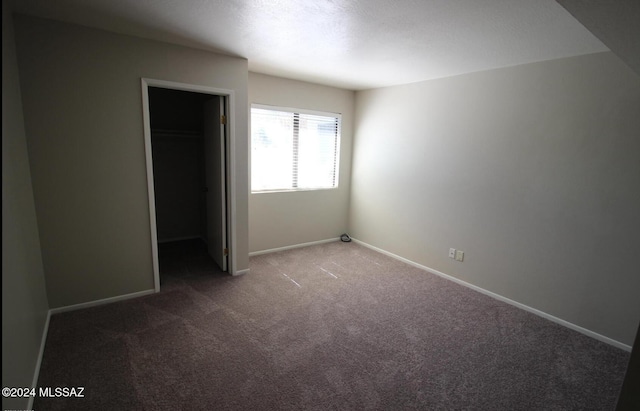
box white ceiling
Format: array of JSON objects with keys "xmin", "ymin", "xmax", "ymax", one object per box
[{"xmin": 11, "ymin": 0, "xmax": 608, "ymax": 90}]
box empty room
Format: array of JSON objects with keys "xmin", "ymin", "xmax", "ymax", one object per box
[{"xmin": 3, "ymin": 0, "xmax": 640, "ymax": 410}]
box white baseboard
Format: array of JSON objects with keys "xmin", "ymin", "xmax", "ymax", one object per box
[
  {"xmin": 352, "ymin": 238, "xmax": 632, "ymax": 352},
  {"xmin": 49, "ymin": 289, "xmax": 157, "ymax": 315},
  {"xmin": 234, "ymin": 269, "xmax": 250, "ymax": 276},
  {"xmin": 249, "ymin": 237, "xmax": 340, "ymax": 257},
  {"xmin": 27, "ymin": 309, "xmax": 51, "ymax": 410}
]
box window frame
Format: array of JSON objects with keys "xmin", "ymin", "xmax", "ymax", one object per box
[{"xmin": 250, "ymin": 103, "xmax": 342, "ymax": 194}]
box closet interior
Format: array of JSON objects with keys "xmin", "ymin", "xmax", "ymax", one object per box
[{"xmin": 149, "ymin": 87, "xmax": 214, "ymax": 250}]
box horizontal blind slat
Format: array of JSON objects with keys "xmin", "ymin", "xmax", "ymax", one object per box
[{"xmin": 251, "ymin": 106, "xmax": 340, "ymax": 192}]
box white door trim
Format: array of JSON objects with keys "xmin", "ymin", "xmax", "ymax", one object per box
[{"xmin": 141, "ymin": 78, "xmax": 238, "ymax": 292}]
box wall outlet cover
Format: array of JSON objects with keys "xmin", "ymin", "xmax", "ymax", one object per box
[{"xmin": 455, "ymin": 250, "xmax": 464, "ymax": 262}]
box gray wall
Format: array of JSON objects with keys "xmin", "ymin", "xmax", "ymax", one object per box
[
  {"xmin": 14, "ymin": 15, "xmax": 249, "ymax": 308},
  {"xmin": 2, "ymin": 6, "xmax": 50, "ymax": 411},
  {"xmin": 249, "ymin": 73, "xmax": 355, "ymax": 252},
  {"xmin": 350, "ymin": 51, "xmax": 640, "ymax": 345},
  {"xmin": 558, "ymin": 0, "xmax": 640, "ymax": 77}
]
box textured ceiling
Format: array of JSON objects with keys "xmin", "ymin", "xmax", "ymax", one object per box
[{"xmin": 11, "ymin": 0, "xmax": 608, "ymax": 90}]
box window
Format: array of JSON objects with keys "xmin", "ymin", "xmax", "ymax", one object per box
[{"xmin": 251, "ymin": 105, "xmax": 341, "ymax": 192}]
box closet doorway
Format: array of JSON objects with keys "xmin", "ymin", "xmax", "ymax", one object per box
[{"xmin": 141, "ymin": 79, "xmax": 233, "ymax": 291}]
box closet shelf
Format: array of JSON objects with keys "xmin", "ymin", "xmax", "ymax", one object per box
[{"xmin": 151, "ymin": 129, "xmax": 202, "ymax": 138}]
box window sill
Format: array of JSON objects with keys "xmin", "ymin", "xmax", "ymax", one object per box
[{"xmin": 251, "ymin": 187, "xmax": 339, "ymax": 194}]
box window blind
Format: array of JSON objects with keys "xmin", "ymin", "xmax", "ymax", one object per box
[{"xmin": 251, "ymin": 105, "xmax": 341, "ymax": 192}]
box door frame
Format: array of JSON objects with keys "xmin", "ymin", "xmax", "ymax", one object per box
[{"xmin": 141, "ymin": 78, "xmax": 237, "ymax": 291}]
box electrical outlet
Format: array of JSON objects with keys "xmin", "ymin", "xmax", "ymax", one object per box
[
  {"xmin": 449, "ymin": 248, "xmax": 456, "ymax": 258},
  {"xmin": 455, "ymin": 250, "xmax": 464, "ymax": 262}
]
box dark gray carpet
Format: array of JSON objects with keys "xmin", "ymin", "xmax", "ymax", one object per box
[{"xmin": 34, "ymin": 240, "xmax": 629, "ymax": 410}]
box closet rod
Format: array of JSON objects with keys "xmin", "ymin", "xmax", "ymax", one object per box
[{"xmin": 151, "ymin": 129, "xmax": 203, "ymax": 138}]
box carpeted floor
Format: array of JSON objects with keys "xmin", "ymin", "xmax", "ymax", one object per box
[{"xmin": 34, "ymin": 239, "xmax": 629, "ymax": 410}]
